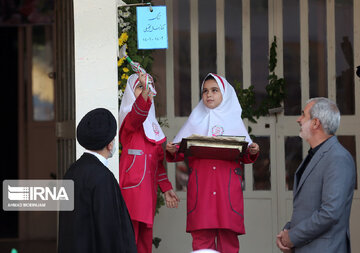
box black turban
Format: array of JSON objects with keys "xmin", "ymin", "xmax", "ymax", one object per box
[{"xmin": 76, "ymin": 108, "xmax": 117, "ymax": 150}]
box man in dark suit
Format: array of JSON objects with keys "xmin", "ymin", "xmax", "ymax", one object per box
[
  {"xmin": 58, "ymin": 108, "xmax": 137, "ymax": 253},
  {"xmin": 276, "ymin": 97, "xmax": 356, "ymax": 253}
]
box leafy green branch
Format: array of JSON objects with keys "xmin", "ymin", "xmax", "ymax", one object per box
[{"xmin": 234, "ymin": 36, "xmax": 286, "ymax": 134}]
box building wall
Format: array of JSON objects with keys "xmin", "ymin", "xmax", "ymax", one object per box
[
  {"xmin": 71, "ymin": 1, "xmax": 360, "ymax": 252},
  {"xmin": 73, "ymin": 0, "xmax": 119, "ymax": 179}
]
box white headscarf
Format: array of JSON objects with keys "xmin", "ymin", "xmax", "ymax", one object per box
[
  {"xmin": 119, "ymin": 74, "xmax": 166, "ymax": 144},
  {"xmin": 173, "ymin": 73, "xmax": 252, "ymax": 144}
]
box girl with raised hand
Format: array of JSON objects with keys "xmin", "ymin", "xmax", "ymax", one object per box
[{"xmin": 119, "ymin": 73, "xmax": 179, "ymax": 253}]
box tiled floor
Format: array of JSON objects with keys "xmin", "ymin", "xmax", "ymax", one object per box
[{"xmin": 0, "ymin": 240, "xmax": 56, "ymax": 253}]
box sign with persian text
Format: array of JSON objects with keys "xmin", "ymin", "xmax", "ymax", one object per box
[{"xmin": 136, "ymin": 6, "xmax": 168, "ymax": 49}]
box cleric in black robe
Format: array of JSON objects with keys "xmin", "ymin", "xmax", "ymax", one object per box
[{"xmin": 58, "ymin": 108, "xmax": 137, "ymax": 253}]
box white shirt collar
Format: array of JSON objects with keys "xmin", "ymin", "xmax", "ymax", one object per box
[{"xmin": 84, "ymin": 150, "xmax": 108, "ymax": 167}]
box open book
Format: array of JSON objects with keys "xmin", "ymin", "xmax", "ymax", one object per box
[{"xmin": 178, "ymin": 134, "xmax": 248, "ymax": 160}]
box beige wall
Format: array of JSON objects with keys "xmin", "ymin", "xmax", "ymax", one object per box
[{"xmin": 73, "ymin": 0, "xmax": 119, "ymax": 180}]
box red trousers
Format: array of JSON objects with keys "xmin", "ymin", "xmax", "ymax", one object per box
[
  {"xmin": 132, "ymin": 220, "xmax": 153, "ymax": 253},
  {"xmin": 191, "ymin": 229, "xmax": 239, "ymax": 253}
]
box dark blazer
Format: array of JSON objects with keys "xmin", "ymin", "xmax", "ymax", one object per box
[
  {"xmin": 58, "ymin": 153, "xmax": 137, "ymax": 253},
  {"xmin": 285, "ymin": 136, "xmax": 355, "ymax": 253}
]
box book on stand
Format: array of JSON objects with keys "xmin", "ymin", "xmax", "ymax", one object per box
[{"xmin": 178, "ymin": 134, "xmax": 248, "ymax": 160}]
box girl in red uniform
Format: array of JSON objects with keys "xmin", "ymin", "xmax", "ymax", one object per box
[
  {"xmin": 119, "ymin": 73, "xmax": 179, "ymax": 253},
  {"xmin": 166, "ymin": 73, "xmax": 259, "ymax": 253}
]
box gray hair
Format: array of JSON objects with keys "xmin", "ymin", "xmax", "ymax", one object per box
[{"xmin": 307, "ymin": 97, "xmax": 340, "ymax": 135}]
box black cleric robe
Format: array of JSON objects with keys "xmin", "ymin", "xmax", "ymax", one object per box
[{"xmin": 58, "ymin": 153, "xmax": 137, "ymax": 253}]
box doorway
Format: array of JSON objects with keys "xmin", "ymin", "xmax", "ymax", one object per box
[
  {"xmin": 0, "ymin": 1, "xmax": 59, "ymax": 252},
  {"xmin": 0, "ymin": 26, "xmax": 19, "ymax": 239}
]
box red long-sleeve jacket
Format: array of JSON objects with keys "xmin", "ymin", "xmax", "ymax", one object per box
[
  {"xmin": 167, "ymin": 148, "xmax": 258, "ymax": 234},
  {"xmin": 119, "ymin": 95, "xmax": 172, "ymax": 226}
]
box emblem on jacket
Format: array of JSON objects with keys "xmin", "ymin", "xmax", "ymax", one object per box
[
  {"xmin": 152, "ymin": 122, "xmax": 160, "ymax": 136},
  {"xmin": 211, "ymin": 125, "xmax": 224, "ymax": 136}
]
